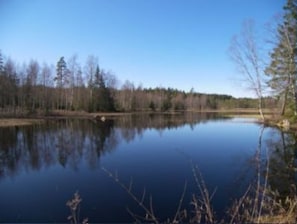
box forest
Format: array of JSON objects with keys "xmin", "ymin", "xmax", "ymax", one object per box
[{"xmin": 0, "ymin": 52, "xmax": 275, "ymax": 116}]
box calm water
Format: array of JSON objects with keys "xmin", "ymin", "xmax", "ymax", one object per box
[{"xmin": 0, "ymin": 113, "xmax": 296, "ymax": 222}]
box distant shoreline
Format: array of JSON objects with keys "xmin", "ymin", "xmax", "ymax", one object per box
[
  {"xmin": 0, "ymin": 118, "xmax": 44, "ymax": 127},
  {"xmin": 0, "ymin": 109, "xmax": 273, "ymax": 127}
]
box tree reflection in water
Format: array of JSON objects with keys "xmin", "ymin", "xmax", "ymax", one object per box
[
  {"xmin": 0, "ymin": 119, "xmax": 117, "ymax": 178},
  {"xmin": 266, "ymin": 129, "xmax": 297, "ymax": 199},
  {"xmin": 0, "ymin": 113, "xmax": 295, "ymax": 209},
  {"xmin": 0, "ymin": 113, "xmax": 221, "ymax": 180}
]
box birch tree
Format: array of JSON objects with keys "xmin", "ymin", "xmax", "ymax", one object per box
[
  {"xmin": 229, "ymin": 20, "xmax": 267, "ymax": 120},
  {"xmin": 84, "ymin": 55, "xmax": 98, "ymax": 112}
]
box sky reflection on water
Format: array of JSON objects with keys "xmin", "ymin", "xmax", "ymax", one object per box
[{"xmin": 0, "ymin": 114, "xmax": 295, "ymax": 222}]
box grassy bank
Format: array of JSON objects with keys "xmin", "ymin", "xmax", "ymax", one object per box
[{"xmin": 0, "ymin": 118, "xmax": 43, "ymax": 127}]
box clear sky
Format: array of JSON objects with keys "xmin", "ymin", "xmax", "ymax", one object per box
[{"xmin": 0, "ymin": 0, "xmax": 285, "ymax": 97}]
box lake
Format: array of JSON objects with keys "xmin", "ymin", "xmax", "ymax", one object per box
[{"xmin": 0, "ymin": 113, "xmax": 296, "ymax": 222}]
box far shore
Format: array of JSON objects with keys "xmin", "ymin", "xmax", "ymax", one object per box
[
  {"xmin": 0, "ymin": 118, "xmax": 44, "ymax": 127},
  {"xmin": 0, "ymin": 108, "xmax": 279, "ymax": 128}
]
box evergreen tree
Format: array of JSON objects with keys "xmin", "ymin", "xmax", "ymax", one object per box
[
  {"xmin": 93, "ymin": 66, "xmax": 114, "ymax": 111},
  {"xmin": 265, "ymin": 0, "xmax": 297, "ymax": 115},
  {"xmin": 0, "ymin": 50, "xmax": 4, "ymax": 73},
  {"xmin": 55, "ymin": 57, "xmax": 67, "ymax": 88},
  {"xmin": 0, "ymin": 51, "xmax": 4, "ymax": 107},
  {"xmin": 55, "ymin": 57, "xmax": 68, "ymax": 109}
]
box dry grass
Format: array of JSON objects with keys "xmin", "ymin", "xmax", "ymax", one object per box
[
  {"xmin": 196, "ymin": 108, "xmax": 273, "ymax": 114},
  {"xmin": 190, "ymin": 164, "xmax": 217, "ymax": 223},
  {"xmin": 101, "ymin": 158, "xmax": 297, "ymax": 224},
  {"xmin": 228, "ymin": 186, "xmax": 297, "ymax": 224},
  {"xmin": 66, "ymin": 192, "xmax": 88, "ymax": 224},
  {"xmin": 225, "ymin": 113, "xmax": 272, "ymax": 119},
  {"xmin": 0, "ymin": 118, "xmax": 43, "ymax": 127}
]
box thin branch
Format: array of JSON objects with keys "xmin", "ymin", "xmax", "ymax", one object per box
[
  {"xmin": 257, "ymin": 147, "xmax": 270, "ymax": 223},
  {"xmin": 102, "ymin": 167, "xmax": 159, "ymax": 223},
  {"xmin": 229, "ymin": 184, "xmax": 252, "ymax": 224},
  {"xmin": 172, "ymin": 181, "xmax": 188, "ymax": 223}
]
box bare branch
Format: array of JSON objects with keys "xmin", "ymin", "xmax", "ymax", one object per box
[
  {"xmin": 101, "ymin": 167, "xmax": 159, "ymax": 223},
  {"xmin": 172, "ymin": 181, "xmax": 188, "ymax": 223},
  {"xmin": 229, "ymin": 20, "xmax": 266, "ymax": 120}
]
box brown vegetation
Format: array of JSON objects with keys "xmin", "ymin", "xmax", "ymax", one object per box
[
  {"xmin": 0, "ymin": 118, "xmax": 43, "ymax": 127},
  {"xmin": 66, "ymin": 192, "xmax": 88, "ymax": 224},
  {"xmin": 102, "ymin": 164, "xmax": 297, "ymax": 223}
]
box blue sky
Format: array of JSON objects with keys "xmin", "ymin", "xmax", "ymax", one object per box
[{"xmin": 0, "ymin": 0, "xmax": 285, "ymax": 97}]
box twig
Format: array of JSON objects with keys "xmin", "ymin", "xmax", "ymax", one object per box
[
  {"xmin": 257, "ymin": 146, "xmax": 270, "ymax": 223},
  {"xmin": 102, "ymin": 167, "xmax": 159, "ymax": 223},
  {"xmin": 172, "ymin": 181, "xmax": 188, "ymax": 223},
  {"xmin": 229, "ymin": 184, "xmax": 252, "ymax": 223}
]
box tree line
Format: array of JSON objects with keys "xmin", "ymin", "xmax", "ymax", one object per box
[{"xmin": 0, "ymin": 51, "xmax": 275, "ymax": 116}]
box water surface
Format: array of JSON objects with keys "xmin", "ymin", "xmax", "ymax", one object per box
[{"xmin": 0, "ymin": 113, "xmax": 295, "ymax": 222}]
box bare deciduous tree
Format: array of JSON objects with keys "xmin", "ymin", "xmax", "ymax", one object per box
[
  {"xmin": 229, "ymin": 20, "xmax": 267, "ymax": 120},
  {"xmin": 84, "ymin": 55, "xmax": 98, "ymax": 112},
  {"xmin": 25, "ymin": 60, "xmax": 40, "ymax": 112},
  {"xmin": 67, "ymin": 54, "xmax": 80, "ymax": 110},
  {"xmin": 40, "ymin": 63, "xmax": 53, "ymax": 111}
]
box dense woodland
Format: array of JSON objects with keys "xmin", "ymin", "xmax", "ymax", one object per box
[
  {"xmin": 0, "ymin": 52, "xmax": 275, "ymax": 116},
  {"xmin": 0, "ymin": 0, "xmax": 296, "ymax": 118}
]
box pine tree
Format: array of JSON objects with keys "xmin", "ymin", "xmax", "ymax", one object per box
[
  {"xmin": 93, "ymin": 66, "xmax": 114, "ymax": 112},
  {"xmin": 55, "ymin": 57, "xmax": 68, "ymax": 109},
  {"xmin": 55, "ymin": 57, "xmax": 67, "ymax": 88},
  {"xmin": 265, "ymin": 0, "xmax": 297, "ymax": 116},
  {"xmin": 0, "ymin": 51, "xmax": 4, "ymax": 107},
  {"xmin": 0, "ymin": 50, "xmax": 4, "ymax": 73}
]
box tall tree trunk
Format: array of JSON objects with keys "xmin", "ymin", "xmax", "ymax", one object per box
[
  {"xmin": 258, "ymin": 97, "xmax": 265, "ymax": 121},
  {"xmin": 294, "ymin": 91, "xmax": 297, "ymax": 116},
  {"xmin": 280, "ymin": 90, "xmax": 288, "ymax": 116}
]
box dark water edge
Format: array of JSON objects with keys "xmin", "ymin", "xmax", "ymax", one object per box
[{"xmin": 0, "ymin": 113, "xmax": 296, "ymax": 222}]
